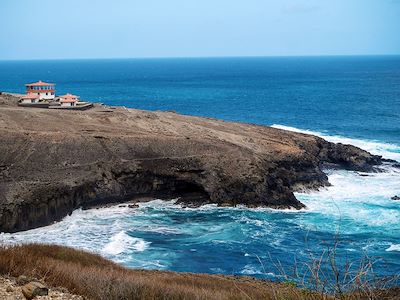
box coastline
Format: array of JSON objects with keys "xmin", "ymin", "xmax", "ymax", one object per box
[
  {"xmin": 2, "ymin": 1, "xmax": 399, "ymax": 297},
  {"xmin": 0, "ymin": 243, "xmax": 398, "ymax": 300},
  {"xmin": 0, "ymin": 92, "xmax": 384, "ymax": 233},
  {"xmin": 1, "ymin": 93, "xmax": 399, "ymax": 299}
]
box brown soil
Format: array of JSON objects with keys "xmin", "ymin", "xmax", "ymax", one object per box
[{"xmin": 0, "ymin": 94, "xmax": 381, "ymax": 232}]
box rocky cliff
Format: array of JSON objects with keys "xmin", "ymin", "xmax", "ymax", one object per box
[{"xmin": 0, "ymin": 94, "xmax": 381, "ymax": 232}]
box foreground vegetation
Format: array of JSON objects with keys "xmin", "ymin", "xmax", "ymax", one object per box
[
  {"xmin": 0, "ymin": 244, "xmax": 310, "ymax": 299},
  {"xmin": 0, "ymin": 244, "xmax": 398, "ymax": 299}
]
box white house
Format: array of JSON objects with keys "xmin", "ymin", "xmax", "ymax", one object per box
[
  {"xmin": 20, "ymin": 93, "xmax": 40, "ymax": 103},
  {"xmin": 25, "ymin": 81, "xmax": 55, "ymax": 100},
  {"xmin": 58, "ymin": 93, "xmax": 79, "ymax": 107}
]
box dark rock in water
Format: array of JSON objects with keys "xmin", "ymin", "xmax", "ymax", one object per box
[
  {"xmin": 357, "ymin": 172, "xmax": 370, "ymax": 177},
  {"xmin": 382, "ymin": 158, "xmax": 397, "ymax": 163},
  {"xmin": 382, "ymin": 159, "xmax": 400, "ymax": 169},
  {"xmin": 0, "ymin": 93, "xmax": 382, "ymax": 232},
  {"xmin": 181, "ymin": 203, "xmax": 202, "ymax": 209},
  {"xmin": 392, "ymin": 195, "xmax": 400, "ymax": 201},
  {"xmin": 128, "ymin": 204, "xmax": 139, "ymax": 209},
  {"xmin": 218, "ymin": 202, "xmax": 234, "ymax": 207}
]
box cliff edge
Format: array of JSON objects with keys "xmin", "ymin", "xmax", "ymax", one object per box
[{"xmin": 0, "ymin": 94, "xmax": 381, "ymax": 232}]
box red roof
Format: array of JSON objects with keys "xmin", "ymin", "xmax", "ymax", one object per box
[
  {"xmin": 20, "ymin": 93, "xmax": 40, "ymax": 99},
  {"xmin": 59, "ymin": 93, "xmax": 79, "ymax": 99},
  {"xmin": 25, "ymin": 80, "xmax": 55, "ymax": 86},
  {"xmin": 59, "ymin": 93, "xmax": 79, "ymax": 102}
]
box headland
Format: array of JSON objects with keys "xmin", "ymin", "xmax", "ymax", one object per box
[{"xmin": 0, "ymin": 93, "xmax": 382, "ymax": 232}]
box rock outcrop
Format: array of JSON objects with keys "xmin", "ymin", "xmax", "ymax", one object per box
[
  {"xmin": 0, "ymin": 276, "xmax": 83, "ymax": 300},
  {"xmin": 0, "ymin": 94, "xmax": 382, "ymax": 232},
  {"xmin": 22, "ymin": 281, "xmax": 48, "ymax": 299}
]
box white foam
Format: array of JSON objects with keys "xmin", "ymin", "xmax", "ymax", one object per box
[
  {"xmin": 142, "ymin": 226, "xmax": 181, "ymax": 234},
  {"xmin": 271, "ymin": 124, "xmax": 400, "ymax": 161},
  {"xmin": 0, "ymin": 205, "xmax": 147, "ymax": 253},
  {"xmin": 240, "ymin": 265, "xmax": 263, "ymax": 275},
  {"xmin": 102, "ymin": 231, "xmax": 130, "ymax": 255},
  {"xmin": 386, "ymin": 244, "xmax": 400, "ymax": 252},
  {"xmin": 295, "ymin": 166, "xmax": 400, "ymax": 229},
  {"xmin": 302, "ymin": 168, "xmax": 399, "ymax": 201},
  {"xmin": 102, "ymin": 231, "xmax": 150, "ymax": 256},
  {"xmin": 268, "ymin": 125, "xmax": 400, "ymax": 232}
]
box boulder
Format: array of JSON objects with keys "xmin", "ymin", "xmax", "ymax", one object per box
[
  {"xmin": 21, "ymin": 281, "xmax": 48, "ymax": 299},
  {"xmin": 128, "ymin": 204, "xmax": 139, "ymax": 209},
  {"xmin": 16, "ymin": 275, "xmax": 31, "ymax": 286}
]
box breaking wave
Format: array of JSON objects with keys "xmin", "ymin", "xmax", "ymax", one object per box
[
  {"xmin": 1, "ymin": 125, "xmax": 399, "ymax": 278},
  {"xmin": 386, "ymin": 244, "xmax": 400, "ymax": 252},
  {"xmin": 102, "ymin": 231, "xmax": 150, "ymax": 256}
]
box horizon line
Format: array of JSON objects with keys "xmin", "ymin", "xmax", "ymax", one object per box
[{"xmin": 1, "ymin": 53, "xmax": 400, "ymax": 62}]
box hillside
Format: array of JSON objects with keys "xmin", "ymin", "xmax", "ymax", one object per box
[{"xmin": 0, "ymin": 93, "xmax": 381, "ymax": 232}]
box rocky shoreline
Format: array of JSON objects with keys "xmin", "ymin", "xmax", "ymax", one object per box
[
  {"xmin": 0, "ymin": 276, "xmax": 83, "ymax": 300},
  {"xmin": 0, "ymin": 93, "xmax": 382, "ymax": 232}
]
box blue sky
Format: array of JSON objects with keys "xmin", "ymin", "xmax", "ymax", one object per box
[{"xmin": 0, "ymin": 0, "xmax": 399, "ymax": 60}]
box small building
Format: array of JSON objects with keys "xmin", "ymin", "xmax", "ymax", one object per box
[
  {"xmin": 25, "ymin": 81, "xmax": 55, "ymax": 100},
  {"xmin": 58, "ymin": 93, "xmax": 79, "ymax": 107},
  {"xmin": 20, "ymin": 93, "xmax": 40, "ymax": 104}
]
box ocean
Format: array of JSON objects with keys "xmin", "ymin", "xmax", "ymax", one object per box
[{"xmin": 0, "ymin": 56, "xmax": 399, "ymax": 282}]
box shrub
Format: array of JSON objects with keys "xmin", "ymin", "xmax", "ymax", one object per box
[{"xmin": 0, "ymin": 243, "xmax": 309, "ymax": 300}]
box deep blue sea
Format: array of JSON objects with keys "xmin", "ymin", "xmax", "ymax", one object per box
[{"xmin": 1, "ymin": 56, "xmax": 400, "ymax": 285}]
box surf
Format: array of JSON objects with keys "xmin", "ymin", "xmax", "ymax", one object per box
[{"xmin": 1, "ymin": 125, "xmax": 399, "ymax": 278}]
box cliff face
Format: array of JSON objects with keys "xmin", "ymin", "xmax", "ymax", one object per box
[{"xmin": 0, "ymin": 94, "xmax": 381, "ymax": 232}]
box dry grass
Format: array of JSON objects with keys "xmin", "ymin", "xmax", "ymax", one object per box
[
  {"xmin": 0, "ymin": 243, "xmax": 398, "ymax": 299},
  {"xmin": 268, "ymin": 240, "xmax": 400, "ymax": 300},
  {"xmin": 0, "ymin": 243, "xmax": 322, "ymax": 300}
]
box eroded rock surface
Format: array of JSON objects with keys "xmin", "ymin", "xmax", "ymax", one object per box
[{"xmin": 0, "ymin": 94, "xmax": 381, "ymax": 232}]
